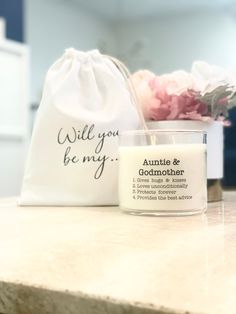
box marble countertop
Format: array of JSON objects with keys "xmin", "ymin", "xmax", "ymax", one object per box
[{"xmin": 0, "ymin": 192, "xmax": 236, "ymax": 314}]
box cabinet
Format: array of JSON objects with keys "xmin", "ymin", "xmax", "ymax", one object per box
[{"xmin": 0, "ymin": 39, "xmax": 29, "ymax": 196}]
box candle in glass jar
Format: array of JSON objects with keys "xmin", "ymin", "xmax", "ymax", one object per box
[{"xmin": 119, "ymin": 130, "xmax": 207, "ymax": 216}]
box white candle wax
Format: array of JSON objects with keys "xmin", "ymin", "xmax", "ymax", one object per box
[{"xmin": 119, "ymin": 144, "xmax": 207, "ymax": 215}]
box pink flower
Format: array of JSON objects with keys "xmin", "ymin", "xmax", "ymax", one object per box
[
  {"xmin": 148, "ymin": 75, "xmax": 208, "ymax": 121},
  {"xmin": 131, "ymin": 64, "xmax": 236, "ymax": 122},
  {"xmin": 130, "ymin": 70, "xmax": 155, "ymax": 119},
  {"xmin": 160, "ymin": 71, "xmax": 194, "ymax": 95}
]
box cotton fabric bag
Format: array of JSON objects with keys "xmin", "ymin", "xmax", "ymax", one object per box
[{"xmin": 20, "ymin": 48, "xmax": 139, "ymax": 206}]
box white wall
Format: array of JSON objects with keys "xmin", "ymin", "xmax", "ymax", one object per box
[
  {"xmin": 113, "ymin": 11, "xmax": 236, "ymax": 74},
  {"xmin": 26, "ymin": 0, "xmax": 115, "ymax": 103},
  {"xmin": 26, "ymin": 4, "xmax": 236, "ymax": 100}
]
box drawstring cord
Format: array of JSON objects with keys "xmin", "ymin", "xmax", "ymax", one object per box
[{"xmin": 104, "ymin": 55, "xmax": 148, "ymax": 131}]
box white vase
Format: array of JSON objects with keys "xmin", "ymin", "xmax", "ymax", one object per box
[{"xmin": 147, "ymin": 120, "xmax": 223, "ymax": 201}]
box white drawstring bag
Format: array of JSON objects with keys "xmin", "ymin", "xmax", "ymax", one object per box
[{"xmin": 20, "ymin": 48, "xmax": 140, "ymax": 206}]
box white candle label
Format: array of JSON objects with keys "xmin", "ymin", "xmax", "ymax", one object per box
[{"xmin": 119, "ymin": 144, "xmax": 207, "ymax": 212}]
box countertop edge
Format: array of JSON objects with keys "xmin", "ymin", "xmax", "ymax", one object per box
[{"xmin": 0, "ymin": 280, "xmax": 194, "ymax": 314}]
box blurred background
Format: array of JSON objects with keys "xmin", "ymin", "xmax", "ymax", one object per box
[{"xmin": 1, "ymin": 0, "xmax": 236, "ymax": 196}]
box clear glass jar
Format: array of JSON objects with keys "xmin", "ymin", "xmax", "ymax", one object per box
[{"xmin": 119, "ymin": 129, "xmax": 207, "ymax": 216}]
